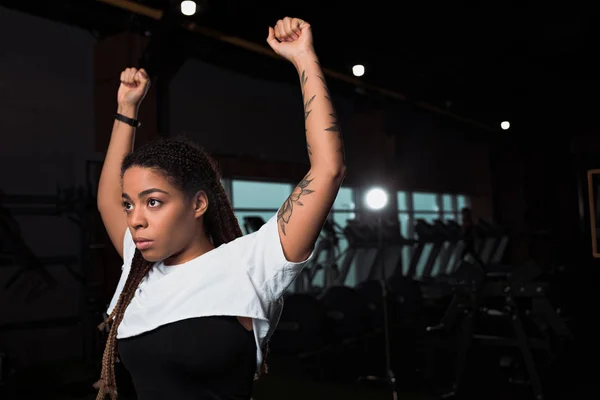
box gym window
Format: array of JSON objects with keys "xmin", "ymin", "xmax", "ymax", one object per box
[
  {"xmin": 227, "ymin": 179, "xmax": 356, "ymax": 237},
  {"xmin": 398, "ymin": 191, "xmax": 470, "ymax": 278},
  {"xmin": 229, "ymin": 179, "xmax": 292, "ymax": 234},
  {"xmin": 398, "ymin": 191, "xmax": 470, "ymax": 238}
]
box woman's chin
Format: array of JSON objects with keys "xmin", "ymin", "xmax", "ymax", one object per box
[{"xmin": 140, "ymin": 250, "xmax": 163, "ymax": 263}]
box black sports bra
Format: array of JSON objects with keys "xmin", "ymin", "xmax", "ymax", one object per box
[{"xmin": 118, "ymin": 316, "xmax": 256, "ymax": 400}]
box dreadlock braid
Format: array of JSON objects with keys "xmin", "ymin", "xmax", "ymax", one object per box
[
  {"xmin": 95, "ymin": 252, "xmax": 153, "ymax": 400},
  {"xmin": 94, "ymin": 137, "xmax": 270, "ymax": 399},
  {"xmin": 192, "ymin": 148, "xmax": 243, "ymax": 245}
]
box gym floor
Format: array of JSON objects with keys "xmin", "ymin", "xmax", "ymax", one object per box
[
  {"xmin": 1, "ymin": 345, "xmax": 583, "ymax": 400},
  {"xmin": 2, "ymin": 362, "xmax": 427, "ymax": 400}
]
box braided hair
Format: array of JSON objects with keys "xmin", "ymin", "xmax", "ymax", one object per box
[{"xmin": 94, "ymin": 137, "xmax": 269, "ymax": 399}]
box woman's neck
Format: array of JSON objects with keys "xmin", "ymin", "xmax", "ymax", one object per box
[{"xmin": 162, "ymin": 233, "xmax": 215, "ymax": 266}]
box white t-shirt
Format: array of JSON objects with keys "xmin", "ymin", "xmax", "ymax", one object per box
[{"xmin": 107, "ymin": 213, "xmax": 314, "ymax": 371}]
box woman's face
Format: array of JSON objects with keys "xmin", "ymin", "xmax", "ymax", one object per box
[{"xmin": 122, "ymin": 166, "xmax": 208, "ymax": 264}]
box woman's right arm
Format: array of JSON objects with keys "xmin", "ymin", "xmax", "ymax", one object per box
[{"xmin": 97, "ymin": 67, "xmax": 150, "ymax": 259}]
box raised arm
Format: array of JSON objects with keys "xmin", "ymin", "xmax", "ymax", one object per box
[
  {"xmin": 97, "ymin": 68, "xmax": 150, "ymax": 258},
  {"xmin": 267, "ymin": 17, "xmax": 347, "ymax": 262}
]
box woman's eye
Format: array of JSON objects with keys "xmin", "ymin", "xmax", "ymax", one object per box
[
  {"xmin": 148, "ymin": 199, "xmax": 161, "ymax": 207},
  {"xmin": 123, "ymin": 202, "xmax": 132, "ymax": 210}
]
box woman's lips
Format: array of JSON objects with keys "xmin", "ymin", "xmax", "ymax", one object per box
[{"xmin": 134, "ymin": 240, "xmax": 153, "ymax": 250}]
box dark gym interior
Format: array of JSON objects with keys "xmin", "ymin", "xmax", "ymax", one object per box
[{"xmin": 0, "ymin": 1, "xmax": 596, "ymax": 399}]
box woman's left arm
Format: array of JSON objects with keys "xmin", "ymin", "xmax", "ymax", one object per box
[{"xmin": 267, "ymin": 17, "xmax": 347, "ymax": 263}]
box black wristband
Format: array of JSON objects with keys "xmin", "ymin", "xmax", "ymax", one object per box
[{"xmin": 115, "ymin": 112, "xmax": 141, "ymax": 128}]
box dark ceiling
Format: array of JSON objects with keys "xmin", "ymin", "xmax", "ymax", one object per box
[{"xmin": 1, "ymin": 0, "xmax": 597, "ymax": 133}]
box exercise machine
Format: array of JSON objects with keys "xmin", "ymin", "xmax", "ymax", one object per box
[
  {"xmin": 426, "ymin": 260, "xmax": 571, "ymax": 400},
  {"xmin": 295, "ymin": 218, "xmax": 344, "ymax": 294}
]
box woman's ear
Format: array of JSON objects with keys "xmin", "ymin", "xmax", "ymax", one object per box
[{"xmin": 192, "ymin": 191, "xmax": 209, "ymax": 219}]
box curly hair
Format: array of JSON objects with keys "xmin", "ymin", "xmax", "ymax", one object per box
[{"xmin": 94, "ymin": 137, "xmax": 268, "ymax": 399}]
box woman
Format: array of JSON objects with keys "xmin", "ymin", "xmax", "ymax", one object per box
[{"xmin": 94, "ymin": 16, "xmax": 347, "ymax": 400}]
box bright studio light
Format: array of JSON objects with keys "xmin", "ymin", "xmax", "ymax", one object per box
[
  {"xmin": 352, "ymin": 64, "xmax": 365, "ymax": 77},
  {"xmin": 365, "ymin": 187, "xmax": 388, "ymax": 210},
  {"xmin": 181, "ymin": 1, "xmax": 197, "ymax": 16},
  {"xmin": 501, "ymin": 121, "xmax": 510, "ymax": 130}
]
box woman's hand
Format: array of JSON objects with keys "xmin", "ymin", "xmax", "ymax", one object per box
[
  {"xmin": 266, "ymin": 17, "xmax": 315, "ymax": 67},
  {"xmin": 117, "ymin": 67, "xmax": 150, "ymax": 115}
]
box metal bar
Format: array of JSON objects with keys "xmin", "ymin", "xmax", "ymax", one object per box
[
  {"xmin": 510, "ymin": 312, "xmax": 545, "ymax": 399},
  {"xmin": 97, "ymin": 0, "xmax": 162, "ymax": 19},
  {"xmin": 232, "ymin": 208, "xmax": 279, "ymax": 213}
]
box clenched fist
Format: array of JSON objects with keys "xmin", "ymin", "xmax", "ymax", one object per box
[
  {"xmin": 117, "ymin": 67, "xmax": 150, "ymax": 109},
  {"xmin": 266, "ymin": 17, "xmax": 314, "ymax": 65}
]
